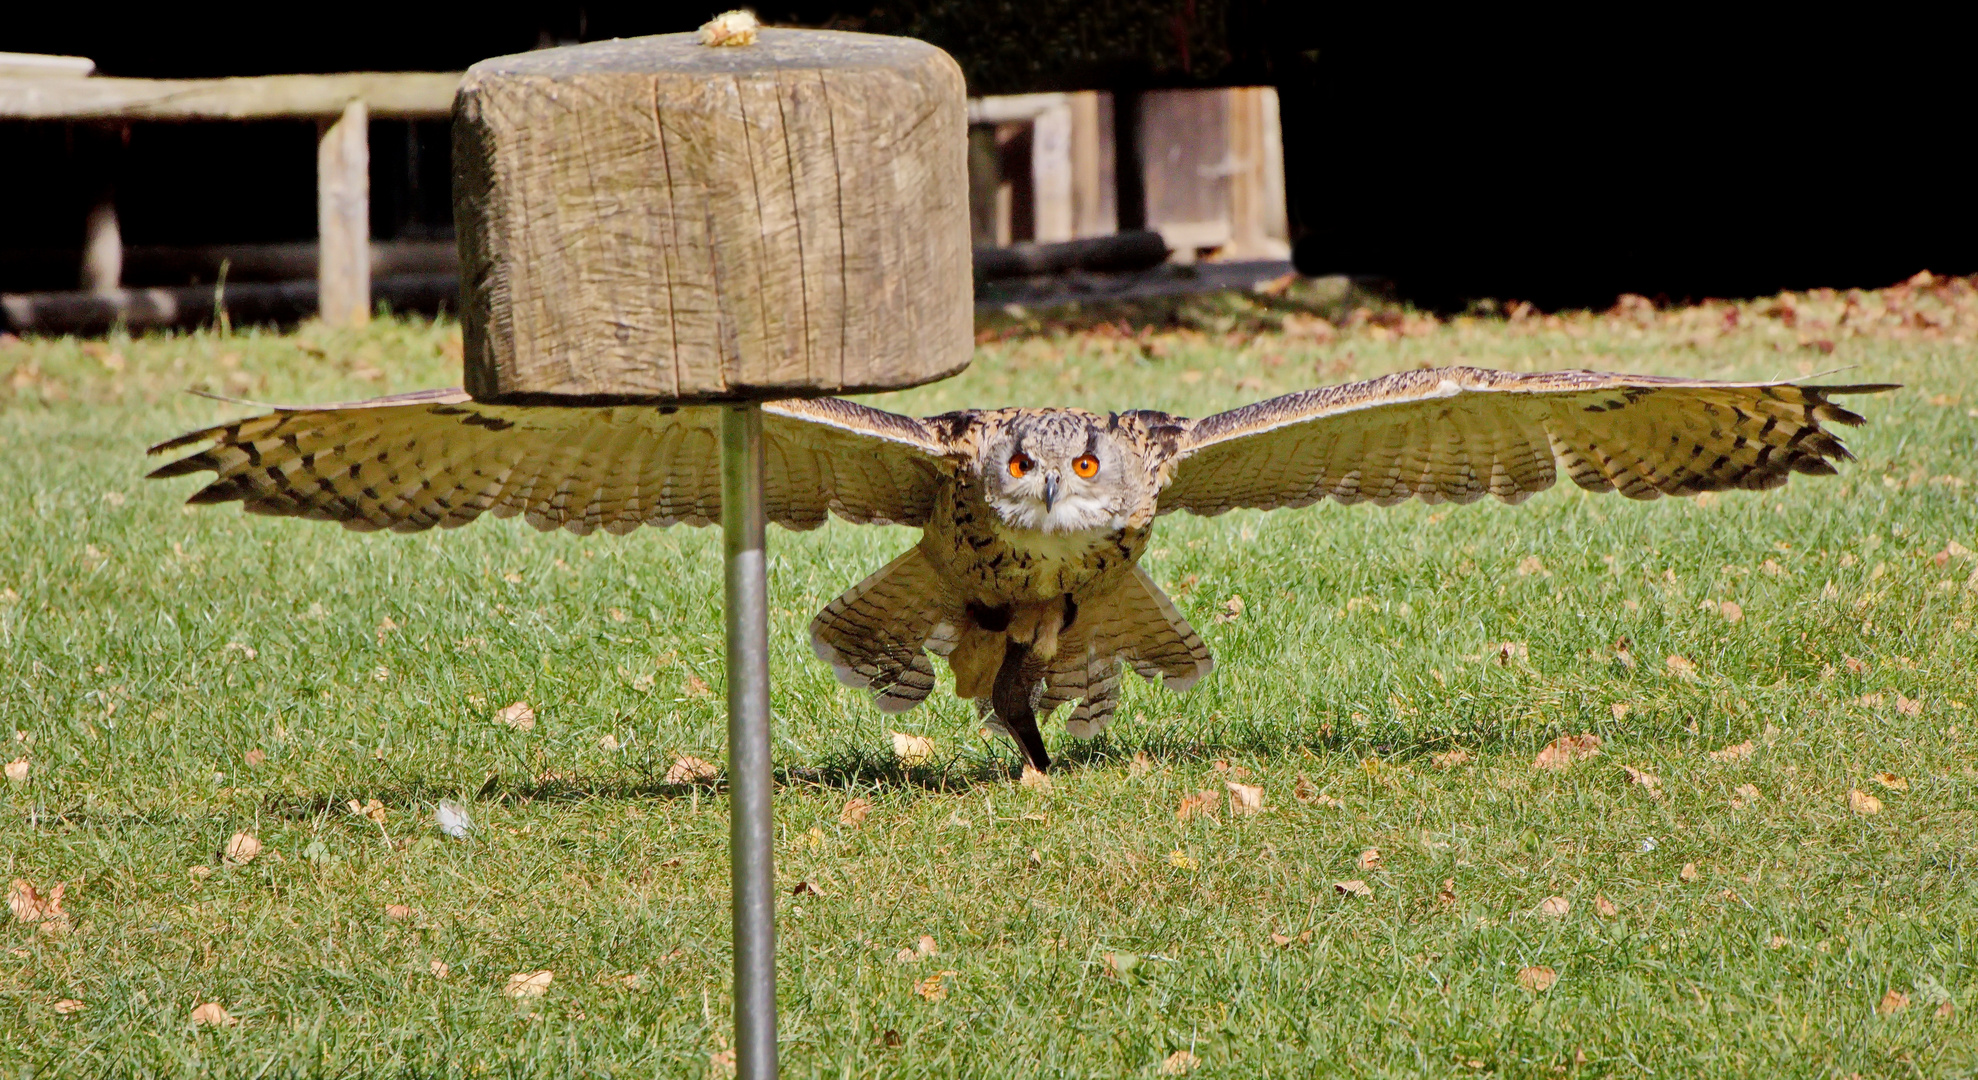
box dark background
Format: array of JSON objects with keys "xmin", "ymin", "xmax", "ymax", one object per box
[{"xmin": 4, "ymin": 2, "xmax": 1970, "ymax": 309}]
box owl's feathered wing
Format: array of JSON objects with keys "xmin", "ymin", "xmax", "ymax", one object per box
[
  {"xmin": 1153, "ymin": 366, "xmax": 1896, "ymax": 516},
  {"xmin": 146, "ymin": 389, "xmax": 957, "ymax": 533}
]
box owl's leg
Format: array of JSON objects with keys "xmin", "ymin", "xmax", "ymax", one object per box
[{"xmin": 990, "ymin": 638, "xmax": 1051, "ymax": 771}]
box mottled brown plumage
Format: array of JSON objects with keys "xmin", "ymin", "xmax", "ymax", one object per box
[{"xmin": 150, "ymin": 366, "xmax": 1892, "ymax": 770}]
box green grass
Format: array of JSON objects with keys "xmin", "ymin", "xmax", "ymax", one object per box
[{"xmin": 4, "ymin": 278, "xmax": 1977, "ymax": 1078}]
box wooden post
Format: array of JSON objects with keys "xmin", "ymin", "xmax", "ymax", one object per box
[
  {"xmin": 1069, "ymin": 92, "xmax": 1116, "ymax": 238},
  {"xmin": 1225, "ymin": 87, "xmax": 1290, "ymax": 260},
  {"xmin": 1030, "ymin": 98, "xmax": 1074, "ymax": 243},
  {"xmin": 318, "ymin": 99, "xmax": 370, "ymax": 327}
]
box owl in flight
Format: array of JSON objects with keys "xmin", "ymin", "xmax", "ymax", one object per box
[{"xmin": 150, "ymin": 367, "xmax": 1889, "ymax": 770}]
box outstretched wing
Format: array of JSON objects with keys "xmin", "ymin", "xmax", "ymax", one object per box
[
  {"xmin": 146, "ymin": 389, "xmax": 957, "ymax": 534},
  {"xmin": 1156, "ymin": 366, "xmax": 1895, "ymax": 516}
]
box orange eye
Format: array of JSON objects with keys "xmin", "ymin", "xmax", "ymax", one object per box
[
  {"xmin": 1072, "ymin": 454, "xmax": 1099, "ymax": 478},
  {"xmin": 1008, "ymin": 452, "xmax": 1034, "ymax": 478}
]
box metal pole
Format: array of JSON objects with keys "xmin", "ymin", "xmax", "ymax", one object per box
[{"xmin": 720, "ymin": 403, "xmax": 777, "ymax": 1080}]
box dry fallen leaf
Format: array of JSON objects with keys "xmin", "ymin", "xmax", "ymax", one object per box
[
  {"xmin": 1872, "ymin": 772, "xmax": 1909, "ymax": 791},
  {"xmin": 1896, "ymin": 694, "xmax": 1922, "ymax": 716},
  {"xmin": 913, "ymin": 974, "xmax": 948, "ymax": 1002},
  {"xmin": 1665, "ymin": 654, "xmax": 1698, "ymax": 679},
  {"xmin": 223, "ymin": 832, "xmax": 262, "ymax": 866},
  {"xmin": 1225, "ymin": 781, "xmax": 1264, "ymax": 815},
  {"xmin": 1730, "ymin": 783, "xmax": 1762, "ymax": 808},
  {"xmin": 684, "ymin": 672, "xmax": 712, "ymax": 697},
  {"xmin": 1214, "ymin": 594, "xmax": 1244, "ymax": 624},
  {"xmin": 1516, "ymin": 555, "xmax": 1546, "ymax": 576},
  {"xmin": 709, "ymin": 1048, "xmax": 737, "ymax": 1078},
  {"xmin": 52, "ymin": 998, "xmax": 85, "ymax": 1015},
  {"xmin": 1334, "ymin": 879, "xmax": 1372, "ymax": 898},
  {"xmin": 893, "ymin": 947, "xmax": 918, "ymax": 964},
  {"xmin": 916, "ymin": 934, "xmax": 937, "ymax": 957},
  {"xmin": 1517, "ymin": 966, "xmax": 1558, "ymax": 992},
  {"xmin": 1293, "ymin": 773, "xmax": 1318, "ymax": 803},
  {"xmin": 190, "ymin": 1002, "xmax": 237, "ymax": 1027},
  {"xmin": 1177, "ymin": 790, "xmax": 1220, "ymax": 821},
  {"xmin": 791, "ymin": 880, "xmax": 823, "ymax": 897},
  {"xmin": 384, "ymin": 904, "xmax": 414, "ymax": 921},
  {"xmin": 1718, "ymin": 600, "xmax": 1744, "ymax": 623},
  {"xmin": 890, "ymin": 731, "xmax": 934, "ymax": 767},
  {"xmin": 1538, "ymin": 896, "xmax": 1570, "ymax": 918},
  {"xmin": 1879, "ymin": 989, "xmax": 1910, "ymax": 1015},
  {"xmin": 1020, "ymin": 765, "xmax": 1052, "ymax": 790},
  {"xmin": 1709, "ymin": 741, "xmax": 1754, "ymax": 763},
  {"xmin": 1848, "ymin": 789, "xmax": 1883, "ymax": 815},
  {"xmin": 1767, "ymin": 934, "xmax": 1787, "ymax": 949},
  {"xmin": 1621, "ymin": 765, "xmax": 1664, "ymax": 799},
  {"xmin": 1679, "ymin": 863, "xmax": 1699, "ymax": 882},
  {"xmin": 503, "ymin": 971, "xmax": 554, "ymax": 999},
  {"xmin": 1938, "ymin": 1002, "xmax": 1956, "ymax": 1020},
  {"xmin": 837, "ymin": 798, "xmax": 872, "ymax": 827},
  {"xmin": 7, "ymin": 879, "xmax": 70, "ymax": 933},
  {"xmin": 494, "ymin": 701, "xmax": 536, "ymax": 731},
  {"xmin": 1431, "ymin": 749, "xmax": 1472, "ymax": 769},
  {"xmin": 4, "ymin": 759, "xmax": 28, "ymax": 784},
  {"xmin": 1611, "ymin": 702, "xmax": 1630, "ymax": 721},
  {"xmin": 1594, "ymin": 895, "xmax": 1618, "ymax": 918},
  {"xmin": 242, "ymin": 748, "xmax": 266, "ymax": 768},
  {"xmin": 1269, "ymin": 931, "xmax": 1292, "ymax": 947},
  {"xmin": 1438, "ymin": 878, "xmax": 1457, "ymax": 905},
  {"xmin": 664, "ymin": 755, "xmax": 720, "ymax": 785},
  {"xmin": 1357, "ymin": 848, "xmax": 1383, "ymax": 872},
  {"xmin": 1168, "ymin": 849, "xmax": 1198, "ymax": 870},
  {"xmin": 1533, "ymin": 733, "xmax": 1602, "ymax": 770},
  {"xmin": 1128, "ymin": 751, "xmax": 1154, "ymax": 777},
  {"xmin": 1157, "ymin": 1049, "xmax": 1201, "ymax": 1076},
  {"xmin": 429, "ymin": 960, "xmax": 451, "ymax": 979}
]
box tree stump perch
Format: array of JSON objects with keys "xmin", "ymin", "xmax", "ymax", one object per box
[{"xmin": 453, "ymin": 30, "xmax": 972, "ymax": 402}]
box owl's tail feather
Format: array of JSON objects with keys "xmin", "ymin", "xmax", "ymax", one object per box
[
  {"xmin": 1038, "ymin": 568, "xmax": 1216, "ymax": 739},
  {"xmin": 809, "ymin": 547, "xmax": 961, "ymax": 715}
]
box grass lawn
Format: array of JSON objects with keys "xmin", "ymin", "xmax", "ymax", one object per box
[{"xmin": 4, "ymin": 276, "xmax": 1977, "ymax": 1078}]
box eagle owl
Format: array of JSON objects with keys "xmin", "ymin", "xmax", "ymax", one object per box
[{"xmin": 150, "ymin": 367, "xmax": 1890, "ymax": 770}]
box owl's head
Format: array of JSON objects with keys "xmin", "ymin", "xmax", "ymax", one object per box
[{"xmin": 977, "ymin": 411, "xmax": 1137, "ymax": 534}]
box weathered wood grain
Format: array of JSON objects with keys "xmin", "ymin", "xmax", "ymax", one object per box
[
  {"xmin": 454, "ymin": 30, "xmax": 972, "ymax": 402},
  {"xmin": 317, "ymin": 100, "xmax": 370, "ymax": 328}
]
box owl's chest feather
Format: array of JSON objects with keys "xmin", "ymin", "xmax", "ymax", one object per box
[{"xmin": 921, "ymin": 476, "xmax": 1148, "ymax": 604}]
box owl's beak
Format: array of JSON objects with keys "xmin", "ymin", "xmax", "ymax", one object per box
[{"xmin": 1042, "ymin": 472, "xmax": 1060, "ymax": 511}]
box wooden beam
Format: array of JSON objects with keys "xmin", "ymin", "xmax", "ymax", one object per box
[
  {"xmin": 0, "ymin": 240, "xmax": 456, "ymax": 287},
  {"xmin": 0, "ymin": 52, "xmax": 94, "ymax": 78},
  {"xmin": 0, "ymin": 72, "xmax": 458, "ymax": 120},
  {"xmin": 81, "ymin": 197, "xmax": 121, "ymax": 294},
  {"xmin": 317, "ymin": 100, "xmax": 370, "ymax": 327},
  {"xmin": 0, "ymin": 274, "xmax": 458, "ymax": 336},
  {"xmin": 1029, "ymin": 98, "xmax": 1074, "ymax": 243}
]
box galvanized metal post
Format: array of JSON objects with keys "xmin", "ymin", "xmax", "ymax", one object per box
[{"xmin": 720, "ymin": 403, "xmax": 777, "ymax": 1079}]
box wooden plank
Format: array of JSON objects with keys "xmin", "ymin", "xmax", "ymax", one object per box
[
  {"xmin": 1141, "ymin": 88, "xmax": 1232, "ymax": 262},
  {"xmin": 0, "ymin": 72, "xmax": 459, "ymax": 120},
  {"xmin": 0, "ymin": 273, "xmax": 457, "ymax": 336},
  {"xmin": 1030, "ymin": 99, "xmax": 1073, "ymax": 243},
  {"xmin": 1068, "ymin": 91, "xmax": 1116, "ymax": 238},
  {"xmin": 317, "ymin": 100, "xmax": 369, "ymax": 327},
  {"xmin": 0, "ymin": 53, "xmax": 94, "ymax": 78},
  {"xmin": 455, "ymin": 30, "xmax": 970, "ymax": 402},
  {"xmin": 1224, "ymin": 87, "xmax": 1290, "ymax": 259}
]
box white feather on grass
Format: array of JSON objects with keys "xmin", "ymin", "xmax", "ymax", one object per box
[{"xmin": 435, "ymin": 800, "xmax": 473, "ymax": 839}]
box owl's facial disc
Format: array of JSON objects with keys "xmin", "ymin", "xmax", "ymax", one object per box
[{"xmin": 983, "ymin": 417, "xmax": 1124, "ymax": 534}]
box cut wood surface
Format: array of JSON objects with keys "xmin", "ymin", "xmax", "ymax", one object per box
[
  {"xmin": 454, "ymin": 30, "xmax": 972, "ymax": 402},
  {"xmin": 317, "ymin": 101, "xmax": 371, "ymax": 327},
  {"xmin": 0, "ymin": 72, "xmax": 459, "ymax": 120}
]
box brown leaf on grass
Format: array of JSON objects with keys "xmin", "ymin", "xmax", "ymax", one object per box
[
  {"xmin": 1938, "ymin": 1002, "xmax": 1957, "ymax": 1020},
  {"xmin": 1844, "ymin": 655, "xmax": 1870, "ymax": 675},
  {"xmin": 893, "ymin": 947, "xmax": 918, "ymax": 964},
  {"xmin": 890, "ymin": 732, "xmax": 934, "ymax": 767},
  {"xmin": 243, "ymin": 748, "xmax": 266, "ymax": 768},
  {"xmin": 916, "ymin": 934, "xmax": 937, "ymax": 958},
  {"xmin": 1621, "ymin": 765, "xmax": 1664, "ymax": 799},
  {"xmin": 1357, "ymin": 848, "xmax": 1383, "ymax": 872},
  {"xmin": 3, "ymin": 759, "xmax": 26, "ymax": 784},
  {"xmin": 684, "ymin": 673, "xmax": 712, "ymax": 698},
  {"xmin": 494, "ymin": 701, "xmax": 536, "ymax": 731},
  {"xmin": 1177, "ymin": 790, "xmax": 1220, "ymax": 821},
  {"xmin": 1488, "ymin": 641, "xmax": 1528, "ymax": 664},
  {"xmin": 1432, "ymin": 749, "xmax": 1472, "ymax": 769},
  {"xmin": 791, "ymin": 880, "xmax": 823, "ymax": 897},
  {"xmin": 913, "ymin": 973, "xmax": 949, "ymax": 1002},
  {"xmin": 1020, "ymin": 765, "xmax": 1053, "ymax": 790},
  {"xmin": 52, "ymin": 998, "xmax": 85, "ymax": 1015},
  {"xmin": 1437, "ymin": 879, "xmax": 1457, "ymax": 905},
  {"xmin": 1538, "ymin": 896, "xmax": 1570, "ymax": 918},
  {"xmin": 1516, "ymin": 555, "xmax": 1547, "ymax": 576},
  {"xmin": 1879, "ymin": 989, "xmax": 1910, "ymax": 1015},
  {"xmin": 1225, "ymin": 781, "xmax": 1264, "ymax": 815},
  {"xmin": 1730, "ymin": 783, "xmax": 1762, "ymax": 808},
  {"xmin": 7, "ymin": 879, "xmax": 70, "ymax": 933},
  {"xmin": 1679, "ymin": 863, "xmax": 1699, "ymax": 882},
  {"xmin": 1718, "ymin": 601, "xmax": 1744, "ymax": 623},
  {"xmin": 837, "ymin": 798, "xmax": 872, "ymax": 827},
  {"xmin": 1665, "ymin": 654, "xmax": 1698, "ymax": 680},
  {"xmin": 1334, "ymin": 880, "xmax": 1372, "ymax": 898},
  {"xmin": 223, "ymin": 832, "xmax": 262, "ymax": 866},
  {"xmin": 190, "ymin": 1002, "xmax": 237, "ymax": 1027},
  {"xmin": 384, "ymin": 904, "xmax": 413, "ymax": 921},
  {"xmin": 1848, "ymin": 789, "xmax": 1883, "ymax": 816},
  {"xmin": 375, "ymin": 616, "xmax": 399, "ymax": 645},
  {"xmin": 1214, "ymin": 594, "xmax": 1244, "ymax": 624},
  {"xmin": 1157, "ymin": 1049, "xmax": 1201, "ymax": 1075},
  {"xmin": 1709, "ymin": 741, "xmax": 1755, "ymax": 763},
  {"xmin": 1269, "ymin": 930, "xmax": 1293, "ymax": 946},
  {"xmin": 1517, "ymin": 966, "xmax": 1558, "ymax": 992},
  {"xmin": 709, "ymin": 1048, "xmax": 737, "ymax": 1077},
  {"xmin": 1872, "ymin": 772, "xmax": 1908, "ymax": 791},
  {"xmin": 664, "ymin": 755, "xmax": 720, "ymax": 785},
  {"xmin": 1896, "ymin": 694, "xmax": 1922, "ymax": 716},
  {"xmin": 1594, "ymin": 895, "xmax": 1618, "ymax": 918},
  {"xmin": 1128, "ymin": 751, "xmax": 1154, "ymax": 777},
  {"xmin": 1611, "ymin": 703, "xmax": 1630, "ymax": 721},
  {"xmin": 346, "ymin": 798, "xmax": 387, "ymax": 824},
  {"xmin": 503, "ymin": 971, "xmax": 554, "ymax": 999},
  {"xmin": 188, "ymin": 866, "xmax": 213, "ymax": 881},
  {"xmin": 1293, "ymin": 773, "xmax": 1317, "ymax": 802},
  {"xmin": 1533, "ymin": 733, "xmax": 1602, "ymax": 770}
]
